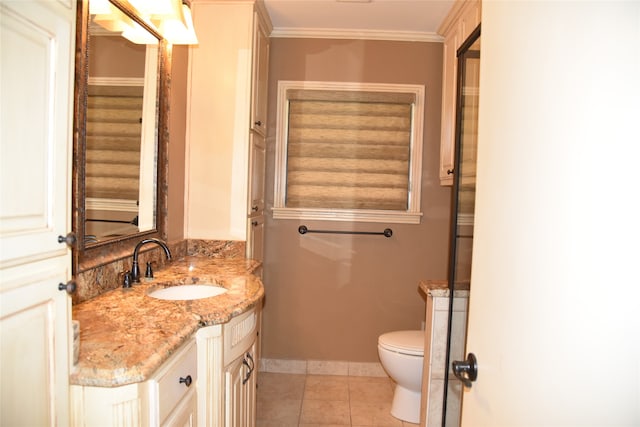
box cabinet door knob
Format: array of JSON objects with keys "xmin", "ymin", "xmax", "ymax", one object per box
[
  {"xmin": 179, "ymin": 375, "xmax": 193, "ymax": 387},
  {"xmin": 254, "ymin": 120, "xmax": 262, "ymax": 126},
  {"xmin": 57, "ymin": 232, "xmax": 76, "ymax": 247},
  {"xmin": 447, "ymin": 169, "xmax": 454, "ymax": 175},
  {"xmin": 58, "ymin": 281, "xmax": 77, "ymax": 294},
  {"xmin": 252, "ymin": 205, "xmax": 259, "ymax": 212}
]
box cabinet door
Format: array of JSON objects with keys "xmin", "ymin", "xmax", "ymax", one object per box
[
  {"xmin": 1, "ymin": 266, "xmax": 72, "ymax": 426},
  {"xmin": 439, "ymin": 30, "xmax": 458, "ymax": 186},
  {"xmin": 0, "ymin": 1, "xmax": 74, "ymax": 425},
  {"xmin": 224, "ymin": 355, "xmax": 247, "ymax": 427},
  {"xmin": 243, "ymin": 343, "xmax": 258, "ymax": 427},
  {"xmin": 246, "ymin": 215, "xmax": 264, "ymax": 262},
  {"xmin": 247, "ymin": 133, "xmax": 266, "ymax": 216},
  {"xmin": 162, "ymin": 389, "xmax": 197, "ymax": 427},
  {"xmin": 250, "ymin": 12, "xmax": 269, "ymax": 136},
  {"xmin": 0, "ymin": 0, "xmax": 74, "ymax": 266}
]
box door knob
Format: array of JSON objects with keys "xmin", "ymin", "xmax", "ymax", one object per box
[
  {"xmin": 57, "ymin": 232, "xmax": 76, "ymax": 248},
  {"xmin": 452, "ymin": 353, "xmax": 477, "ymax": 387},
  {"xmin": 58, "ymin": 281, "xmax": 77, "ymax": 294}
]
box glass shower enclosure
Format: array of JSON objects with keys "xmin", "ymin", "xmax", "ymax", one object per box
[{"xmin": 441, "ymin": 25, "xmax": 481, "ymax": 427}]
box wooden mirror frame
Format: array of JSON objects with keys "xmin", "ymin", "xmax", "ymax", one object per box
[{"xmin": 72, "ymin": 0, "xmax": 170, "ymax": 273}]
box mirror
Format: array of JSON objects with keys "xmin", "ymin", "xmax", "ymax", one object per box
[{"xmin": 73, "ymin": 0, "xmax": 169, "ymax": 273}]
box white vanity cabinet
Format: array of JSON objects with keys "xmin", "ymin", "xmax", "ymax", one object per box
[
  {"xmin": 0, "ymin": 0, "xmax": 75, "ymax": 425},
  {"xmin": 197, "ymin": 306, "xmax": 261, "ymax": 427},
  {"xmin": 186, "ymin": 1, "xmax": 271, "ymax": 254},
  {"xmin": 438, "ymin": 0, "xmax": 481, "ymax": 186},
  {"xmin": 70, "ymin": 338, "xmax": 198, "ymax": 426},
  {"xmin": 223, "ymin": 339, "xmax": 258, "ymax": 427}
]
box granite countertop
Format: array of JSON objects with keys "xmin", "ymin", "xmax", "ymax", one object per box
[
  {"xmin": 419, "ymin": 279, "xmax": 470, "ymax": 297},
  {"xmin": 70, "ymin": 256, "xmax": 264, "ymax": 388}
]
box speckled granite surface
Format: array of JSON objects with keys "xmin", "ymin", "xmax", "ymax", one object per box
[
  {"xmin": 419, "ymin": 279, "xmax": 470, "ymax": 297},
  {"xmin": 71, "ymin": 256, "xmax": 263, "ymax": 387},
  {"xmin": 73, "ymin": 239, "xmax": 246, "ymax": 303}
]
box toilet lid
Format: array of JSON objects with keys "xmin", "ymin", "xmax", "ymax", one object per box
[{"xmin": 378, "ymin": 330, "xmax": 424, "ymax": 356}]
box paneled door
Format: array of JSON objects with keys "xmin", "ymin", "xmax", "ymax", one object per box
[
  {"xmin": 0, "ymin": 0, "xmax": 76, "ymax": 424},
  {"xmin": 461, "ymin": 2, "xmax": 640, "ymax": 425}
]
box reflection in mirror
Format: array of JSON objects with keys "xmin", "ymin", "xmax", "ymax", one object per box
[
  {"xmin": 85, "ymin": 3, "xmax": 159, "ymax": 244},
  {"xmin": 73, "ymin": 0, "xmax": 169, "ymax": 274}
]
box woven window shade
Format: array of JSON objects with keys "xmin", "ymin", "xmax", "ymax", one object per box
[
  {"xmin": 86, "ymin": 85, "xmax": 143, "ymax": 201},
  {"xmin": 285, "ymin": 89, "xmax": 414, "ymax": 210}
]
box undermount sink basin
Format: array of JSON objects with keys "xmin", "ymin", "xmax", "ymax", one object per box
[{"xmin": 148, "ymin": 284, "xmax": 227, "ymax": 301}]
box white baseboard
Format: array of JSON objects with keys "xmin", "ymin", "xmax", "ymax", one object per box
[{"xmin": 259, "ymin": 358, "xmax": 388, "ymax": 378}]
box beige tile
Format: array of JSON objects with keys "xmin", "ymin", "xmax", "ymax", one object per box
[
  {"xmin": 347, "ymin": 362, "xmax": 387, "ymax": 377},
  {"xmin": 256, "ymin": 398, "xmax": 301, "ymax": 424},
  {"xmin": 351, "ymin": 401, "xmax": 403, "ymax": 426},
  {"xmin": 304, "ymin": 375, "xmax": 350, "ymax": 401},
  {"xmin": 256, "ymin": 421, "xmax": 298, "ymax": 427},
  {"xmin": 348, "ymin": 376, "xmax": 394, "ymax": 404},
  {"xmin": 258, "ymin": 372, "xmax": 306, "ymax": 401},
  {"xmin": 299, "ymin": 425, "xmax": 351, "ymax": 427},
  {"xmin": 299, "ymin": 399, "xmax": 351, "ymax": 425}
]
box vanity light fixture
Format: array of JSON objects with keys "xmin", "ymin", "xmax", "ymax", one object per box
[
  {"xmin": 127, "ymin": 0, "xmax": 199, "ymax": 45},
  {"xmin": 89, "ymin": 0, "xmax": 112, "ymax": 15},
  {"xmin": 154, "ymin": 1, "xmax": 199, "ymax": 45},
  {"xmin": 121, "ymin": 20, "xmax": 160, "ymax": 44},
  {"xmin": 91, "ymin": 0, "xmax": 198, "ymax": 45},
  {"xmin": 90, "ymin": 0, "xmax": 158, "ymax": 44}
]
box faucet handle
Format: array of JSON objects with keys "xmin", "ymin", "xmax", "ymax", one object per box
[
  {"xmin": 145, "ymin": 262, "xmax": 154, "ymax": 279},
  {"xmin": 122, "ymin": 271, "xmax": 132, "ymax": 288}
]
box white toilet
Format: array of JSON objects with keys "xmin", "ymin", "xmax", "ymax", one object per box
[{"xmin": 378, "ymin": 330, "xmax": 425, "ymax": 424}]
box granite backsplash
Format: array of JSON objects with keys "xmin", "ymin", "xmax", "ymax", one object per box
[{"xmin": 73, "ymin": 239, "xmax": 246, "ymax": 304}]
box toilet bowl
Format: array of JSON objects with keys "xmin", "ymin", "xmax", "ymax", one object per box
[{"xmin": 378, "ymin": 330, "xmax": 424, "ymax": 424}]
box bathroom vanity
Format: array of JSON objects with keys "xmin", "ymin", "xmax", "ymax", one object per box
[{"xmin": 69, "ymin": 257, "xmax": 264, "ymax": 427}]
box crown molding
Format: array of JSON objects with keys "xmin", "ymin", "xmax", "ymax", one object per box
[
  {"xmin": 438, "ymin": 0, "xmax": 480, "ymax": 35},
  {"xmin": 270, "ymin": 27, "xmax": 444, "ymax": 42}
]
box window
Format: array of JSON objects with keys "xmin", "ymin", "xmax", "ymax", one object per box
[{"xmin": 273, "ymin": 81, "xmax": 424, "ymax": 224}]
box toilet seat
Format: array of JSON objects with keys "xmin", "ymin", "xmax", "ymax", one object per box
[{"xmin": 378, "ymin": 330, "xmax": 424, "ymax": 356}]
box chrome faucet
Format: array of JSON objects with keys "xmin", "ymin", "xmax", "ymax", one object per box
[{"xmin": 131, "ymin": 238, "xmax": 172, "ymax": 283}]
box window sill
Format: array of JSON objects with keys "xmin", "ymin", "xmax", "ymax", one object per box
[{"xmin": 271, "ymin": 207, "xmax": 422, "ymax": 224}]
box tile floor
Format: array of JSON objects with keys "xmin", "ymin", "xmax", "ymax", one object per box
[{"xmin": 256, "ymin": 372, "xmax": 420, "ymax": 427}]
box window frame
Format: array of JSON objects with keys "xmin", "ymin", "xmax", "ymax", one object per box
[{"xmin": 273, "ymin": 80, "xmax": 424, "ymax": 224}]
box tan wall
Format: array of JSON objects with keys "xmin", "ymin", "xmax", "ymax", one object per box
[
  {"xmin": 261, "ymin": 38, "xmax": 451, "ymax": 362},
  {"xmin": 89, "ymin": 36, "xmax": 146, "ymax": 78},
  {"xmin": 167, "ymin": 45, "xmax": 188, "ymax": 242}
]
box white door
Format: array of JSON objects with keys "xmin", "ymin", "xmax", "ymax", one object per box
[
  {"xmin": 0, "ymin": 0, "xmax": 75, "ymax": 424},
  {"xmin": 460, "ymin": 2, "xmax": 640, "ymax": 425}
]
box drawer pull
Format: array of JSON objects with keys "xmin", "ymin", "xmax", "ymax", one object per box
[
  {"xmin": 242, "ymin": 352, "xmax": 255, "ymax": 385},
  {"xmin": 179, "ymin": 375, "xmax": 193, "ymax": 387}
]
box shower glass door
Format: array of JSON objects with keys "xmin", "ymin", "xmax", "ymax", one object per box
[{"xmin": 442, "ymin": 26, "xmax": 481, "ymax": 427}]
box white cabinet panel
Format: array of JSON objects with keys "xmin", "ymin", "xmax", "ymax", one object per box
[
  {"xmin": 247, "ymin": 133, "xmax": 266, "ymax": 216},
  {"xmin": 186, "ymin": 2, "xmax": 270, "ymax": 245},
  {"xmin": 0, "ymin": 266, "xmax": 71, "ymax": 426},
  {"xmin": 246, "ymin": 215, "xmax": 264, "ymax": 262},
  {"xmin": 0, "ymin": 0, "xmax": 74, "ymax": 267},
  {"xmin": 437, "ymin": 0, "xmax": 480, "ymax": 187},
  {"xmin": 0, "ymin": 1, "xmax": 74, "ymax": 425},
  {"xmin": 250, "ymin": 12, "xmax": 269, "ymax": 136}
]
